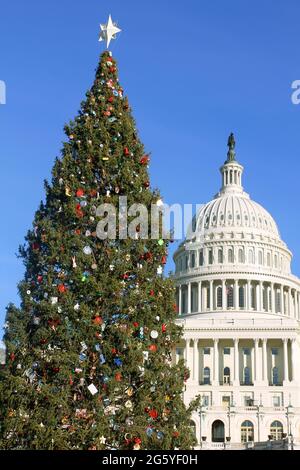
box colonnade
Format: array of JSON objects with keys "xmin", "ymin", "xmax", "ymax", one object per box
[{"xmin": 177, "ymin": 280, "xmax": 300, "ymax": 318}]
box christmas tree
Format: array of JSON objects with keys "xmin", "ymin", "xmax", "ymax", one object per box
[{"xmin": 0, "ymin": 46, "xmax": 197, "ymax": 450}]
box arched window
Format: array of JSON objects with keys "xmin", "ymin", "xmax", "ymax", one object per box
[
  {"xmin": 258, "ymin": 251, "xmax": 263, "ymax": 265},
  {"xmin": 267, "ymin": 253, "xmax": 271, "ymax": 267},
  {"xmin": 212, "ymin": 420, "xmax": 225, "ymax": 443},
  {"xmin": 217, "ymin": 286, "xmax": 222, "ymax": 308},
  {"xmin": 274, "ymin": 254, "xmax": 278, "ymax": 268},
  {"xmin": 218, "ymin": 248, "xmax": 223, "ymax": 264},
  {"xmin": 185, "ymin": 256, "xmax": 189, "ymax": 270},
  {"xmin": 238, "ymin": 248, "xmax": 245, "ymax": 263},
  {"xmin": 272, "ymin": 367, "xmax": 279, "ymax": 385},
  {"xmin": 227, "ymin": 286, "xmax": 234, "ymax": 308},
  {"xmin": 223, "ymin": 367, "xmax": 230, "ymax": 384},
  {"xmin": 191, "ymin": 252, "xmax": 195, "ymax": 268},
  {"xmin": 228, "ymin": 248, "xmax": 234, "ymax": 263},
  {"xmin": 199, "ymin": 249, "xmax": 204, "ymax": 266},
  {"xmin": 270, "ymin": 421, "xmax": 283, "ymax": 440},
  {"xmin": 208, "ymin": 249, "xmax": 213, "ymax": 265},
  {"xmin": 244, "ymin": 366, "xmax": 251, "ymax": 385},
  {"xmin": 241, "ymin": 421, "xmax": 254, "ymax": 443},
  {"xmin": 248, "ymin": 249, "xmax": 254, "ymax": 264},
  {"xmin": 275, "ymin": 290, "xmax": 281, "ymax": 313},
  {"xmin": 239, "ymin": 286, "xmax": 245, "ymax": 308},
  {"xmin": 203, "ymin": 367, "xmax": 211, "ymax": 385}
]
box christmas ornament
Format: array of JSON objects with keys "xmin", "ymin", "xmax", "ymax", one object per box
[
  {"xmin": 87, "ymin": 383, "xmax": 98, "ymax": 395},
  {"xmin": 83, "ymin": 246, "xmax": 92, "ymax": 255},
  {"xmin": 150, "ymin": 330, "xmax": 158, "ymax": 339}
]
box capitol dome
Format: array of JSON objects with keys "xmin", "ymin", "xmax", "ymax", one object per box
[
  {"xmin": 194, "ymin": 132, "xmax": 280, "ymax": 241},
  {"xmin": 173, "ymin": 133, "xmax": 300, "ymax": 449}
]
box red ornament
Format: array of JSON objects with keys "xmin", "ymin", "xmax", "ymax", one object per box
[
  {"xmin": 149, "ymin": 344, "xmax": 157, "ymax": 352},
  {"xmin": 144, "ymin": 252, "xmax": 153, "ymax": 261},
  {"xmin": 133, "ymin": 322, "xmax": 139, "ymax": 328},
  {"xmin": 111, "ymin": 348, "xmax": 117, "ymax": 354},
  {"xmin": 32, "ymin": 242, "xmax": 40, "ymax": 251},
  {"xmin": 149, "ymin": 290, "xmax": 155, "ymax": 297},
  {"xmin": 52, "ymin": 367, "xmax": 60, "ymax": 373},
  {"xmin": 173, "ymin": 303, "xmax": 178, "ymax": 312},
  {"xmin": 162, "ymin": 324, "xmax": 167, "ymax": 333},
  {"xmin": 143, "ymin": 181, "xmax": 150, "ymax": 188},
  {"xmin": 75, "ymin": 228, "xmax": 81, "ymax": 235},
  {"xmin": 10, "ymin": 352, "xmax": 15, "ymax": 361},
  {"xmin": 93, "ymin": 316, "xmax": 103, "ymax": 325},
  {"xmin": 140, "ymin": 155, "xmax": 150, "ymax": 165},
  {"xmin": 58, "ymin": 284, "xmax": 67, "ymax": 293},
  {"xmin": 124, "ymin": 147, "xmax": 130, "ymax": 156},
  {"xmin": 108, "ymin": 96, "xmax": 114, "ymax": 103},
  {"xmin": 161, "ymin": 256, "xmax": 167, "ymax": 265},
  {"xmin": 134, "ymin": 437, "xmax": 142, "ymax": 445},
  {"xmin": 173, "ymin": 431, "xmax": 179, "ymax": 438},
  {"xmin": 115, "ymin": 372, "xmax": 122, "ymax": 382},
  {"xmin": 148, "ymin": 409, "xmax": 158, "ymax": 419},
  {"xmin": 37, "ymin": 275, "xmax": 43, "ymax": 283},
  {"xmin": 76, "ymin": 189, "xmax": 84, "ymax": 197}
]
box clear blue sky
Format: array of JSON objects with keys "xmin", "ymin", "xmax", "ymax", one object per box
[{"xmin": 1, "ymin": 0, "xmax": 300, "ymax": 331}]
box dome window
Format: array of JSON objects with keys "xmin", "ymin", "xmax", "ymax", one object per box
[
  {"xmin": 238, "ymin": 249, "xmax": 245, "ymax": 263},
  {"xmin": 228, "ymin": 248, "xmax": 234, "ymax": 263}
]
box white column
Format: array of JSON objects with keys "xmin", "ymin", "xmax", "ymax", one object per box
[
  {"xmin": 254, "ymin": 339, "xmax": 260, "ymax": 382},
  {"xmin": 210, "ymin": 280, "xmax": 214, "ymax": 311},
  {"xmin": 234, "ymin": 338, "xmax": 239, "ymax": 385},
  {"xmin": 234, "ymin": 280, "xmax": 239, "ymax": 310},
  {"xmin": 178, "ymin": 286, "xmax": 182, "ymax": 315},
  {"xmin": 280, "ymin": 285, "xmax": 284, "ymax": 314},
  {"xmin": 222, "ymin": 280, "xmax": 226, "ymax": 310},
  {"xmin": 295, "ymin": 291, "xmax": 298, "ymax": 319},
  {"xmin": 283, "ymin": 338, "xmax": 289, "ymax": 383},
  {"xmin": 198, "ymin": 281, "xmax": 202, "ymax": 313},
  {"xmin": 193, "ymin": 339, "xmax": 199, "ymax": 383},
  {"xmin": 213, "ymin": 339, "xmax": 219, "ymax": 384},
  {"xmin": 291, "ymin": 339, "xmax": 296, "ymax": 383},
  {"xmin": 288, "ymin": 287, "xmax": 291, "ymax": 316},
  {"xmin": 256, "ymin": 283, "xmax": 260, "ymax": 311},
  {"xmin": 247, "ymin": 280, "xmax": 251, "ymax": 310},
  {"xmin": 187, "ymin": 283, "xmax": 191, "ymax": 314},
  {"xmin": 271, "ymin": 283, "xmax": 275, "ymax": 314},
  {"xmin": 262, "ymin": 339, "xmax": 268, "ymax": 383},
  {"xmin": 259, "ymin": 281, "xmax": 263, "ymax": 312}
]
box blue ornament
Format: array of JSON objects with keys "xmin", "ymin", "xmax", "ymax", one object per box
[
  {"xmin": 99, "ymin": 354, "xmax": 106, "ymax": 364},
  {"xmin": 95, "ymin": 343, "xmax": 101, "ymax": 352},
  {"xmin": 146, "ymin": 427, "xmax": 154, "ymax": 437},
  {"xmin": 108, "ymin": 117, "xmax": 117, "ymax": 123},
  {"xmin": 79, "ymin": 353, "xmax": 87, "ymax": 361},
  {"xmin": 113, "ymin": 90, "xmax": 119, "ymax": 96},
  {"xmin": 157, "ymin": 431, "xmax": 164, "ymax": 440},
  {"xmin": 114, "ymin": 357, "xmax": 122, "ymax": 367}
]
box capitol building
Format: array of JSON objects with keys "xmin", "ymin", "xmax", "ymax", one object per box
[{"xmin": 173, "ymin": 134, "xmax": 300, "ymax": 449}]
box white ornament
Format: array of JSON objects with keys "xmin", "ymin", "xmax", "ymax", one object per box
[
  {"xmin": 99, "ymin": 15, "xmax": 122, "ymax": 48},
  {"xmin": 157, "ymin": 266, "xmax": 163, "ymax": 275},
  {"xmin": 100, "ymin": 436, "xmax": 107, "ymax": 444},
  {"xmin": 50, "ymin": 297, "xmax": 58, "ymax": 305},
  {"xmin": 150, "ymin": 330, "xmax": 158, "ymax": 339},
  {"xmin": 88, "ymin": 383, "xmax": 98, "ymax": 395},
  {"xmin": 83, "ymin": 246, "xmax": 92, "ymax": 255}
]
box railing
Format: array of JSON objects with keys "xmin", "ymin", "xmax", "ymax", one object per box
[
  {"xmin": 240, "ymin": 381, "xmax": 254, "ymax": 386},
  {"xmin": 177, "ymin": 316, "xmax": 294, "ymax": 327}
]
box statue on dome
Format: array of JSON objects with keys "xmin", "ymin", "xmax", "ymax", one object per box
[{"xmin": 226, "ymin": 132, "xmax": 236, "ymax": 162}]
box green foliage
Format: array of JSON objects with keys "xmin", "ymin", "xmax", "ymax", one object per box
[{"xmin": 0, "ymin": 52, "xmax": 195, "ymax": 450}]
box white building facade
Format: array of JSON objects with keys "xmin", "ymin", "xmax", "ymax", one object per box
[{"xmin": 173, "ymin": 134, "xmax": 300, "ymax": 449}]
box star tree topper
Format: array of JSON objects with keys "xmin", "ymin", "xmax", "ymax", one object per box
[{"xmin": 99, "ymin": 14, "xmax": 122, "ymax": 48}]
